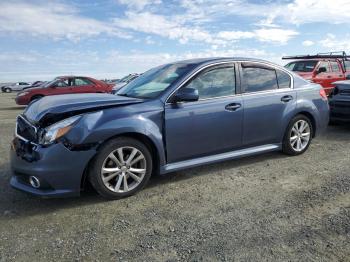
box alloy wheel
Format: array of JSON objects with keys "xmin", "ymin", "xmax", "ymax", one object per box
[
  {"xmin": 101, "ymin": 146, "xmax": 147, "ymax": 193},
  {"xmin": 289, "ymin": 120, "xmax": 311, "ymax": 152}
]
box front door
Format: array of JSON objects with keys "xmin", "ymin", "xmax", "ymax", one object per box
[
  {"xmin": 313, "ymin": 61, "xmax": 334, "ymax": 94},
  {"xmin": 165, "ymin": 64, "xmax": 243, "ymax": 163}
]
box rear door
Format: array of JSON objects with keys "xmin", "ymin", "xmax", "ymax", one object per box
[
  {"xmin": 71, "ymin": 77, "xmax": 97, "ymax": 94},
  {"xmin": 165, "ymin": 63, "xmax": 243, "ymax": 163},
  {"xmin": 240, "ymin": 62, "xmax": 296, "ymax": 147}
]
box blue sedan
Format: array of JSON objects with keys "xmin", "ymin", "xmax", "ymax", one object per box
[{"xmin": 10, "ymin": 57, "xmax": 329, "ymax": 199}]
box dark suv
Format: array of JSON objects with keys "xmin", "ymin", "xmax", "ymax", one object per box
[{"xmin": 10, "ymin": 58, "xmax": 329, "ymax": 199}]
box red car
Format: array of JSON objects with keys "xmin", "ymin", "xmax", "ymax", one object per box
[
  {"xmin": 16, "ymin": 76, "xmax": 113, "ymax": 105},
  {"xmin": 283, "ymin": 52, "xmax": 350, "ymax": 95}
]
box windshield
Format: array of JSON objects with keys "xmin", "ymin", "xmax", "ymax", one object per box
[
  {"xmin": 117, "ymin": 63, "xmax": 196, "ymax": 99},
  {"xmin": 285, "ymin": 61, "xmax": 318, "ymax": 72}
]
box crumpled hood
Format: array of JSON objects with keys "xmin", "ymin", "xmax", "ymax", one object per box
[{"xmin": 24, "ymin": 93, "xmax": 143, "ymax": 125}]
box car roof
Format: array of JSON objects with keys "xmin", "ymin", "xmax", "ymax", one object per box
[
  {"xmin": 286, "ymin": 59, "xmax": 340, "ymax": 63},
  {"xmin": 167, "ymin": 57, "xmax": 277, "ymax": 67},
  {"xmin": 56, "ymin": 76, "xmax": 87, "ymax": 78}
]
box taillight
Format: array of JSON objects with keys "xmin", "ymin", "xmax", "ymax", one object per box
[{"xmin": 319, "ymin": 88, "xmax": 328, "ymax": 100}]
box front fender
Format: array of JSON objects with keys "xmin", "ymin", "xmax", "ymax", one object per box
[{"xmin": 65, "ymin": 110, "xmax": 166, "ymax": 166}]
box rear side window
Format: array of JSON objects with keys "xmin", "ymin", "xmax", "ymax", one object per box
[
  {"xmin": 330, "ymin": 61, "xmax": 340, "ymax": 72},
  {"xmin": 74, "ymin": 78, "xmax": 93, "ymax": 86},
  {"xmin": 185, "ymin": 66, "xmax": 235, "ymax": 99},
  {"xmin": 276, "ymin": 70, "xmax": 291, "ymax": 89},
  {"xmin": 241, "ymin": 64, "xmax": 278, "ymax": 93}
]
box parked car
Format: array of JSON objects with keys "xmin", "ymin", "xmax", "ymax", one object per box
[
  {"xmin": 111, "ymin": 73, "xmax": 139, "ymax": 94},
  {"xmin": 23, "ymin": 81, "xmax": 45, "ymax": 90},
  {"xmin": 328, "ymin": 80, "xmax": 350, "ymax": 123},
  {"xmin": 2, "ymin": 82, "xmax": 31, "ymax": 93},
  {"xmin": 283, "ymin": 51, "xmax": 350, "ymax": 95},
  {"xmin": 10, "ymin": 57, "xmax": 329, "ymax": 199},
  {"xmin": 15, "ymin": 76, "xmax": 114, "ymax": 105}
]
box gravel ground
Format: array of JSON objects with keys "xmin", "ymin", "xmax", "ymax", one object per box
[{"xmin": 0, "ymin": 92, "xmax": 349, "ymax": 261}]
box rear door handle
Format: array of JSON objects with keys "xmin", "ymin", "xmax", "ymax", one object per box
[
  {"xmin": 281, "ymin": 95, "xmax": 293, "ymax": 102},
  {"xmin": 225, "ymin": 103, "xmax": 241, "ymax": 111}
]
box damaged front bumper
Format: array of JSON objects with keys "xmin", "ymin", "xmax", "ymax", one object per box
[{"xmin": 10, "ymin": 137, "xmax": 96, "ymax": 197}]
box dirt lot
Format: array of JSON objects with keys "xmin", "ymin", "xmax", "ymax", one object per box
[{"xmin": 0, "ymin": 92, "xmax": 349, "ymax": 261}]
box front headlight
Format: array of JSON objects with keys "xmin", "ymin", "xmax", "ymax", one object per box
[
  {"xmin": 40, "ymin": 115, "xmax": 81, "ymax": 144},
  {"xmin": 18, "ymin": 91, "xmax": 29, "ymax": 97}
]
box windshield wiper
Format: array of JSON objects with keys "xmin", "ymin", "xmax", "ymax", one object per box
[{"xmin": 116, "ymin": 93, "xmax": 131, "ymax": 97}]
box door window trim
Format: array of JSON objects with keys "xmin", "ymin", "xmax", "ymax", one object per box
[
  {"xmin": 166, "ymin": 60, "xmax": 294, "ymax": 103},
  {"xmin": 239, "ymin": 61, "xmax": 293, "ymax": 95},
  {"xmin": 166, "ymin": 62, "xmax": 237, "ymax": 103}
]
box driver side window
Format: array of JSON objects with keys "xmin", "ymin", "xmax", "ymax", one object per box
[
  {"xmin": 56, "ymin": 79, "xmax": 69, "ymax": 87},
  {"xmin": 185, "ymin": 66, "xmax": 236, "ymax": 99},
  {"xmin": 317, "ymin": 61, "xmax": 330, "ymax": 73}
]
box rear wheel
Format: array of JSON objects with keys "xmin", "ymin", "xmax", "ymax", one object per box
[
  {"xmin": 89, "ymin": 137, "xmax": 153, "ymax": 199},
  {"xmin": 4, "ymin": 88, "xmax": 11, "ymax": 93},
  {"xmin": 282, "ymin": 115, "xmax": 313, "ymax": 155}
]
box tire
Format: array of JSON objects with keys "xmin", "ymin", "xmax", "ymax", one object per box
[
  {"xmin": 30, "ymin": 95, "xmax": 44, "ymax": 102},
  {"xmin": 282, "ymin": 115, "xmax": 313, "ymax": 156},
  {"xmin": 89, "ymin": 137, "xmax": 153, "ymax": 199},
  {"xmin": 4, "ymin": 88, "xmax": 11, "ymax": 93}
]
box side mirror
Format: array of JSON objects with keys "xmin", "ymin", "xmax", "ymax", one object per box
[
  {"xmin": 172, "ymin": 87, "xmax": 199, "ymax": 102},
  {"xmin": 317, "ymin": 67, "xmax": 327, "ymax": 74},
  {"xmin": 346, "ymin": 75, "xmax": 350, "ymax": 80}
]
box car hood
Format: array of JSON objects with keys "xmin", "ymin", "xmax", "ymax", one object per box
[
  {"xmin": 19, "ymin": 86, "xmax": 44, "ymax": 92},
  {"xmin": 24, "ymin": 93, "xmax": 143, "ymax": 126}
]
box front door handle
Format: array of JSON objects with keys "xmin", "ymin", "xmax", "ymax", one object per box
[
  {"xmin": 225, "ymin": 103, "xmax": 241, "ymax": 111},
  {"xmin": 281, "ymin": 95, "xmax": 293, "ymax": 103}
]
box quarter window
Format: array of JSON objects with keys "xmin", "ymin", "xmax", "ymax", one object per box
[
  {"xmin": 276, "ymin": 70, "xmax": 291, "ymax": 89},
  {"xmin": 241, "ymin": 65, "xmax": 278, "ymax": 93},
  {"xmin": 185, "ymin": 66, "xmax": 235, "ymax": 99}
]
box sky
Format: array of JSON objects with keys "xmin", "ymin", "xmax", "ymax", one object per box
[{"xmin": 0, "ymin": 0, "xmax": 350, "ymax": 82}]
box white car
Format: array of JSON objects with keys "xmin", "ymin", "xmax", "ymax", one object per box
[
  {"xmin": 1, "ymin": 82, "xmax": 31, "ymax": 93},
  {"xmin": 111, "ymin": 74, "xmax": 139, "ymax": 94}
]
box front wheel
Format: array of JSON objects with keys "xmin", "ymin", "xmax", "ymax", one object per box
[
  {"xmin": 4, "ymin": 88, "xmax": 11, "ymax": 93},
  {"xmin": 282, "ymin": 115, "xmax": 313, "ymax": 156},
  {"xmin": 89, "ymin": 137, "xmax": 153, "ymax": 199}
]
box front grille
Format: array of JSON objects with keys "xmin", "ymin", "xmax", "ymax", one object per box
[
  {"xmin": 340, "ymin": 89, "xmax": 350, "ymax": 96},
  {"xmin": 16, "ymin": 115, "xmax": 38, "ymax": 142}
]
